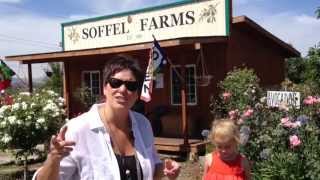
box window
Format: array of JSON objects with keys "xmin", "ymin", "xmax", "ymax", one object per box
[
  {"xmin": 82, "ymin": 71, "xmax": 101, "ymax": 104},
  {"xmin": 170, "ymin": 65, "xmax": 197, "ymax": 105}
]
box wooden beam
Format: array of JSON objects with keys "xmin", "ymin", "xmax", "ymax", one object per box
[{"xmin": 5, "ymin": 37, "xmax": 228, "ymax": 64}]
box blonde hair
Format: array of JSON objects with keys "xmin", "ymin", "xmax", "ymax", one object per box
[{"xmin": 210, "ymin": 119, "xmax": 240, "ymax": 144}]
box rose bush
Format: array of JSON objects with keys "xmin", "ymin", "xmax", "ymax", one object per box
[
  {"xmin": 210, "ymin": 68, "xmax": 320, "ymax": 179},
  {"xmin": 0, "ymin": 89, "xmax": 66, "ymax": 179}
]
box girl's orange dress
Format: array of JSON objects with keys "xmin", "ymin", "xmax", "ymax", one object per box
[{"xmin": 204, "ymin": 152, "xmax": 245, "ymax": 180}]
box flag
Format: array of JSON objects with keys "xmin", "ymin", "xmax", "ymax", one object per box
[
  {"xmin": 0, "ymin": 60, "xmax": 16, "ymax": 90},
  {"xmin": 140, "ymin": 39, "xmax": 166, "ymax": 102}
]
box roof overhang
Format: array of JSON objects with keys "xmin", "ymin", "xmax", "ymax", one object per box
[{"xmin": 5, "ymin": 36, "xmax": 227, "ymax": 64}]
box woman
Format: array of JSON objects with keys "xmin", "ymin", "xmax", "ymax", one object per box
[{"xmin": 34, "ymin": 55, "xmax": 180, "ymax": 180}]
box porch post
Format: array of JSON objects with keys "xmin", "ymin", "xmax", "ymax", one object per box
[
  {"xmin": 181, "ymin": 66, "xmax": 189, "ymax": 146},
  {"xmin": 27, "ymin": 63, "xmax": 33, "ymax": 93},
  {"xmin": 63, "ymin": 61, "xmax": 71, "ymax": 118}
]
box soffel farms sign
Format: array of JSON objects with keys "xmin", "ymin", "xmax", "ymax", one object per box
[{"xmin": 62, "ymin": 0, "xmax": 229, "ymax": 51}]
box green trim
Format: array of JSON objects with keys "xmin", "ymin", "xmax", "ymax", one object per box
[
  {"xmin": 61, "ymin": 0, "xmax": 193, "ymax": 27},
  {"xmin": 61, "ymin": 24, "xmax": 65, "ymax": 51},
  {"xmin": 225, "ymin": 0, "xmax": 230, "ymax": 36}
]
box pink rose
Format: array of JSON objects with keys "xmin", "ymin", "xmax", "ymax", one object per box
[
  {"xmin": 303, "ymin": 96, "xmax": 318, "ymax": 105},
  {"xmin": 281, "ymin": 117, "xmax": 294, "ymax": 128},
  {"xmin": 237, "ymin": 118, "xmax": 244, "ymax": 125},
  {"xmin": 280, "ymin": 117, "xmax": 301, "ymax": 128},
  {"xmin": 243, "ymin": 109, "xmax": 254, "ymax": 118},
  {"xmin": 228, "ymin": 109, "xmax": 239, "ymax": 120},
  {"xmin": 222, "ymin": 92, "xmax": 232, "ymax": 100},
  {"xmin": 289, "ymin": 135, "xmax": 301, "ymax": 148}
]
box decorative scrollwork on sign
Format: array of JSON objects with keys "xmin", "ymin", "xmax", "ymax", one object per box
[
  {"xmin": 199, "ymin": 3, "xmax": 219, "ymax": 23},
  {"xmin": 68, "ymin": 27, "xmax": 80, "ymax": 44}
]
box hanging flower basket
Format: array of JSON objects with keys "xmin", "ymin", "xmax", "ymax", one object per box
[{"xmin": 196, "ymin": 75, "xmax": 213, "ymax": 87}]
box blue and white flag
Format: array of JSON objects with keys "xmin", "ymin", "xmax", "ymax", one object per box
[
  {"xmin": 151, "ymin": 39, "xmax": 166, "ymax": 73},
  {"xmin": 140, "ymin": 39, "xmax": 166, "ymax": 102}
]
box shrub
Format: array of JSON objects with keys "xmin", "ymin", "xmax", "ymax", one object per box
[
  {"xmin": 0, "ymin": 90, "xmax": 66, "ymax": 179},
  {"xmin": 219, "ymin": 67, "xmax": 261, "ymax": 111}
]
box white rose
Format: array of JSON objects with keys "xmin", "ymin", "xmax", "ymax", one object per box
[
  {"xmin": 36, "ymin": 118, "xmax": 45, "ymax": 124},
  {"xmin": 21, "ymin": 102, "xmax": 28, "ymax": 110},
  {"xmin": 12, "ymin": 103, "xmax": 20, "ymax": 111},
  {"xmin": 19, "ymin": 92, "xmax": 30, "ymax": 96},
  {"xmin": 0, "ymin": 105, "xmax": 9, "ymax": 114},
  {"xmin": 0, "ymin": 121, "xmax": 7, "ymax": 127},
  {"xmin": 8, "ymin": 116, "xmax": 16, "ymax": 124},
  {"xmin": 47, "ymin": 90, "xmax": 55, "ymax": 95},
  {"xmin": 1, "ymin": 134, "xmax": 12, "ymax": 143}
]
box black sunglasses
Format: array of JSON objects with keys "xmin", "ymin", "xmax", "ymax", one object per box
[{"xmin": 107, "ymin": 78, "xmax": 139, "ymax": 92}]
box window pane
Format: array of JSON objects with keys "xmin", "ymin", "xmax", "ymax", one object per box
[
  {"xmin": 92, "ymin": 87, "xmax": 99, "ymax": 95},
  {"xmin": 171, "ymin": 66, "xmax": 197, "ymax": 105},
  {"xmin": 82, "ymin": 71, "xmax": 101, "ymax": 105},
  {"xmin": 84, "ymin": 73, "xmax": 91, "ymax": 87},
  {"xmin": 92, "ymin": 73, "xmax": 99, "ymax": 80},
  {"xmin": 171, "ymin": 67, "xmax": 181, "ymax": 104},
  {"xmin": 185, "ymin": 66, "xmax": 196, "ymax": 104},
  {"xmin": 92, "ymin": 80, "xmax": 99, "ymax": 88}
]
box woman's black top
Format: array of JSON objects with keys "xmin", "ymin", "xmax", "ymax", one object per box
[{"xmin": 115, "ymin": 153, "xmax": 143, "ymax": 180}]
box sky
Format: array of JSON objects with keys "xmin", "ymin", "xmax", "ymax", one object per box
[{"xmin": 0, "ymin": 0, "xmax": 319, "ymax": 79}]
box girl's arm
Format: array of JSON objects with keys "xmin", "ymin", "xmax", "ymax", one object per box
[
  {"xmin": 241, "ymin": 157, "xmax": 251, "ymax": 180},
  {"xmin": 202, "ymin": 153, "xmax": 212, "ymax": 180}
]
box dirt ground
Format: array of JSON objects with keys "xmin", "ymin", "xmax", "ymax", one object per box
[{"xmin": 160, "ymin": 154, "xmax": 205, "ymax": 180}]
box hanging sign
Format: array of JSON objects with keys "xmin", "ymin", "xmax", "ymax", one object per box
[
  {"xmin": 267, "ymin": 91, "xmax": 300, "ymax": 108},
  {"xmin": 62, "ymin": 0, "xmax": 229, "ymax": 51}
]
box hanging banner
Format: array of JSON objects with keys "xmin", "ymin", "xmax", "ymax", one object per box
[{"xmin": 62, "ymin": 0, "xmax": 229, "ymax": 51}]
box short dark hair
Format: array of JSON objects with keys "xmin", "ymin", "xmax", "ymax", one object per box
[{"xmin": 103, "ymin": 55, "xmax": 144, "ymax": 90}]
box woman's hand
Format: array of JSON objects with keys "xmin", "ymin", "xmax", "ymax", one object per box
[
  {"xmin": 48, "ymin": 126, "xmax": 76, "ymax": 163},
  {"xmin": 163, "ymin": 159, "xmax": 180, "ymax": 180},
  {"xmin": 36, "ymin": 126, "xmax": 76, "ymax": 180}
]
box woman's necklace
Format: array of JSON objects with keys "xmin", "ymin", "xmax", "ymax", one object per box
[{"xmin": 101, "ymin": 106, "xmax": 142, "ymax": 180}]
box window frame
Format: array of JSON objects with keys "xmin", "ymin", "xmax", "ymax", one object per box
[
  {"xmin": 170, "ymin": 64, "xmax": 197, "ymax": 106},
  {"xmin": 81, "ymin": 70, "xmax": 101, "ymax": 104}
]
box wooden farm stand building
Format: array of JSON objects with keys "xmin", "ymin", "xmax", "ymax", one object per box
[{"xmin": 6, "ymin": 0, "xmax": 299, "ymax": 156}]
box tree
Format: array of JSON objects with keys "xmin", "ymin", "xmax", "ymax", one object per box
[
  {"xmin": 316, "ymin": 6, "xmax": 320, "ymax": 19},
  {"xmin": 286, "ymin": 43, "xmax": 320, "ymax": 93},
  {"xmin": 303, "ymin": 44, "xmax": 320, "ymax": 89},
  {"xmin": 285, "ymin": 57, "xmax": 306, "ymax": 84},
  {"xmin": 41, "ymin": 63, "xmax": 63, "ymax": 96}
]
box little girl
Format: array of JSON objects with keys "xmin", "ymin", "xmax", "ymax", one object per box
[{"xmin": 203, "ymin": 119, "xmax": 251, "ymax": 180}]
